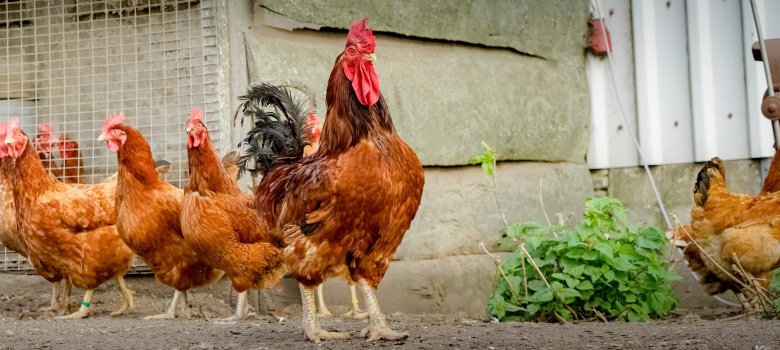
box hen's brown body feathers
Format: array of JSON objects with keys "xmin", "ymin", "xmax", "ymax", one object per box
[
  {"xmin": 114, "ymin": 125, "xmax": 222, "ymax": 291},
  {"xmin": 182, "ymin": 132, "xmax": 284, "ymax": 293},
  {"xmin": 12, "ymin": 140, "xmax": 133, "ymax": 290},
  {"xmin": 681, "ymin": 158, "xmax": 780, "ymax": 294},
  {"xmin": 0, "ymin": 158, "xmax": 26, "ymax": 256}
]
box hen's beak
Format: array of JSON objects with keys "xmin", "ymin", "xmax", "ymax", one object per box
[
  {"xmin": 4, "ymin": 138, "xmax": 14, "ymax": 145},
  {"xmin": 365, "ymin": 53, "xmax": 376, "ymax": 62},
  {"xmin": 97, "ymin": 133, "xmax": 106, "ymax": 142},
  {"xmin": 186, "ymin": 125, "xmax": 193, "ymax": 134}
]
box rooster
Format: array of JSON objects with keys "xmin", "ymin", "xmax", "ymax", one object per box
[
  {"xmin": 56, "ymin": 134, "xmax": 84, "ymax": 184},
  {"xmin": 98, "ymin": 112, "xmax": 224, "ymax": 320},
  {"xmin": 238, "ymin": 18, "xmax": 425, "ymax": 342},
  {"xmin": 677, "ymin": 157, "xmax": 780, "ymax": 304},
  {"xmin": 181, "ymin": 107, "xmax": 286, "ymax": 322},
  {"xmin": 4, "ymin": 118, "xmax": 135, "ymax": 319},
  {"xmin": 33, "ymin": 123, "xmax": 63, "ymax": 180}
]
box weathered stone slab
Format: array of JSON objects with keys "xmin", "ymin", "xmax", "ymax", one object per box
[
  {"xmin": 394, "ymin": 162, "xmax": 594, "ymax": 260},
  {"xmin": 254, "ymin": 0, "xmax": 589, "ymax": 61},
  {"xmin": 608, "ymin": 160, "xmax": 762, "ymax": 228},
  {"xmin": 245, "ymin": 26, "xmax": 590, "ymax": 166}
]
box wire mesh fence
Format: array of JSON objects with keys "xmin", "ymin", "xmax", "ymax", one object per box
[{"xmin": 0, "ymin": 0, "xmax": 221, "ymax": 274}]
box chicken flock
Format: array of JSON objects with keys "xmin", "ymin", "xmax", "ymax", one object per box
[{"xmin": 0, "ymin": 19, "xmax": 424, "ymax": 342}]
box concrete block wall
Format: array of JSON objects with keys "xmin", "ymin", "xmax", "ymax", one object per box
[{"xmin": 243, "ymin": 0, "xmax": 593, "ymax": 318}]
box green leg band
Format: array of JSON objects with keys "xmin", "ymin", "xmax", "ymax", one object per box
[{"xmin": 82, "ymin": 301, "xmax": 91, "ymax": 308}]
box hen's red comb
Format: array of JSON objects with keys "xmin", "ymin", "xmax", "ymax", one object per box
[
  {"xmin": 37, "ymin": 123, "xmax": 54, "ymax": 135},
  {"xmin": 346, "ymin": 18, "xmax": 376, "ymax": 53},
  {"xmin": 190, "ymin": 107, "xmax": 204, "ymax": 123},
  {"xmin": 102, "ymin": 112, "xmax": 126, "ymax": 135},
  {"xmin": 0, "ymin": 122, "xmax": 6, "ymax": 138},
  {"xmin": 9, "ymin": 117, "xmax": 20, "ymax": 131}
]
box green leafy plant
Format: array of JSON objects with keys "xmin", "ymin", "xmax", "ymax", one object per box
[
  {"xmin": 472, "ymin": 141, "xmax": 496, "ymax": 177},
  {"xmin": 473, "ymin": 142, "xmax": 679, "ymax": 322},
  {"xmin": 769, "ymin": 268, "xmax": 780, "ymax": 317},
  {"xmin": 487, "ymin": 197, "xmax": 680, "ymax": 322}
]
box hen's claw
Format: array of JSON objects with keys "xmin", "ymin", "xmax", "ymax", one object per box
[
  {"xmin": 342, "ymin": 308, "xmax": 368, "ymax": 320},
  {"xmin": 304, "ymin": 329, "xmax": 351, "ymax": 343},
  {"xmin": 55, "ymin": 308, "xmax": 90, "ymax": 320},
  {"xmin": 360, "ymin": 325, "xmax": 408, "ymax": 342}
]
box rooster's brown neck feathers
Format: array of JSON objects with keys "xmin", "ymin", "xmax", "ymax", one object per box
[{"xmin": 320, "ymin": 53, "xmax": 395, "ymax": 156}]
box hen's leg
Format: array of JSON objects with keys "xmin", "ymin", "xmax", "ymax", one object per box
[
  {"xmin": 179, "ymin": 290, "xmax": 192, "ymax": 319},
  {"xmin": 144, "ymin": 290, "xmax": 181, "ymax": 320},
  {"xmin": 55, "ymin": 289, "xmax": 94, "ymax": 320},
  {"xmin": 39, "ymin": 281, "xmax": 63, "ymax": 312},
  {"xmin": 341, "ymin": 283, "xmax": 368, "ymax": 319},
  {"xmin": 111, "ymin": 276, "xmax": 135, "ymax": 316},
  {"xmin": 61, "ymin": 278, "xmax": 72, "ymax": 312},
  {"xmin": 214, "ymin": 290, "xmax": 249, "ymax": 324},
  {"xmin": 357, "ymin": 279, "xmax": 408, "ymax": 341},
  {"xmin": 316, "ymin": 285, "xmax": 334, "ymax": 317},
  {"xmin": 300, "ymin": 283, "xmax": 350, "ymax": 343}
]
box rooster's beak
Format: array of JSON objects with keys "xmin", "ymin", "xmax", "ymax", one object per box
[
  {"xmin": 365, "ymin": 53, "xmax": 376, "ymax": 62},
  {"xmin": 97, "ymin": 133, "xmax": 106, "ymax": 142}
]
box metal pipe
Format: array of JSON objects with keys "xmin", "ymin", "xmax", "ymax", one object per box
[{"xmin": 749, "ymin": 0, "xmax": 780, "ymax": 146}]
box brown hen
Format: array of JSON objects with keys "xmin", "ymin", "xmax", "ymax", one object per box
[
  {"xmin": 98, "ymin": 113, "xmax": 223, "ymax": 320},
  {"xmin": 5, "ymin": 119, "xmax": 134, "ymax": 319},
  {"xmin": 678, "ymin": 158, "xmax": 780, "ymax": 303}
]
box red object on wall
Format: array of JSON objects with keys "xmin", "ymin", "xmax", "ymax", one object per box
[{"xmin": 588, "ymin": 18, "xmax": 612, "ymax": 55}]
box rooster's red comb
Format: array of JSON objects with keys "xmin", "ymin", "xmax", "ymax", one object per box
[
  {"xmin": 102, "ymin": 112, "xmax": 126, "ymax": 135},
  {"xmin": 346, "ymin": 18, "xmax": 376, "ymax": 53},
  {"xmin": 189, "ymin": 107, "xmax": 204, "ymax": 123}
]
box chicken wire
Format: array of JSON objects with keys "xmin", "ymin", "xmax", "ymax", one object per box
[{"xmin": 0, "ymin": 0, "xmax": 221, "ymax": 274}]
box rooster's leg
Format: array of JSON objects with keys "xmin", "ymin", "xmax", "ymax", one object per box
[
  {"xmin": 316, "ymin": 285, "xmax": 334, "ymax": 317},
  {"xmin": 144, "ymin": 289, "xmax": 182, "ymax": 320},
  {"xmin": 110, "ymin": 276, "xmax": 135, "ymax": 316},
  {"xmin": 341, "ymin": 283, "xmax": 368, "ymax": 320},
  {"xmin": 213, "ymin": 290, "xmax": 249, "ymax": 324},
  {"xmin": 55, "ymin": 289, "xmax": 94, "ymax": 320},
  {"xmin": 300, "ymin": 283, "xmax": 350, "ymax": 343},
  {"xmin": 357, "ymin": 279, "xmax": 408, "ymax": 341}
]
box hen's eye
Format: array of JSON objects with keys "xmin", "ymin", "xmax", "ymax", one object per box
[{"xmin": 348, "ymin": 47, "xmax": 356, "ymax": 55}]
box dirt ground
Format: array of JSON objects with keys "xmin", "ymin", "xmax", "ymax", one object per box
[{"xmin": 1, "ymin": 275, "xmax": 780, "ymax": 349}]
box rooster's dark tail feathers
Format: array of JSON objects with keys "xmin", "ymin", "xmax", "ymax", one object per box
[{"xmin": 235, "ymin": 83, "xmax": 311, "ymax": 177}]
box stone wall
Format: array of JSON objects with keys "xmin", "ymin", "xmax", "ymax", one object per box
[{"xmin": 243, "ymin": 0, "xmax": 592, "ymax": 318}]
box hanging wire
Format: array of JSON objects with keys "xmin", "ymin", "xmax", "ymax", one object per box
[{"xmin": 589, "ymin": 0, "xmax": 742, "ymax": 308}]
